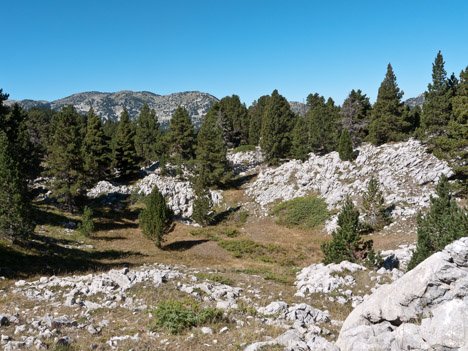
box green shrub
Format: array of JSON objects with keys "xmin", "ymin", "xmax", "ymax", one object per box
[
  {"xmin": 78, "ymin": 206, "xmax": 94, "ymax": 237},
  {"xmin": 150, "ymin": 300, "xmax": 223, "ymax": 334},
  {"xmin": 362, "ymin": 176, "xmax": 391, "ymax": 231},
  {"xmin": 270, "ymin": 196, "xmax": 330, "ymax": 229},
  {"xmin": 223, "ymin": 227, "xmax": 239, "ymax": 238},
  {"xmin": 232, "ymin": 145, "xmax": 256, "ymax": 153},
  {"xmin": 218, "ymin": 239, "xmax": 291, "ymax": 264}
]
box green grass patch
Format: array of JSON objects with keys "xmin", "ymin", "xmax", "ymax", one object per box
[
  {"xmin": 150, "ymin": 299, "xmax": 224, "ymax": 334},
  {"xmin": 195, "ymin": 273, "xmax": 233, "ymax": 286},
  {"xmin": 218, "ymin": 239, "xmax": 294, "ymax": 265},
  {"xmin": 190, "ymin": 227, "xmax": 240, "ymax": 240},
  {"xmin": 232, "ymin": 145, "xmax": 256, "ymax": 153},
  {"xmin": 264, "ymin": 273, "xmax": 292, "ymax": 285},
  {"xmin": 270, "ymin": 196, "xmax": 330, "ymax": 229}
]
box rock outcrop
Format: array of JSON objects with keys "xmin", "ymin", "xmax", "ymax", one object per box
[
  {"xmin": 226, "ymin": 147, "xmax": 264, "ymax": 175},
  {"xmin": 247, "ymin": 139, "xmax": 453, "ymax": 234},
  {"xmin": 336, "ymin": 237, "xmax": 468, "ymax": 351}
]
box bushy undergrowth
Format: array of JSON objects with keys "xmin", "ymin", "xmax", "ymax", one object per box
[
  {"xmin": 271, "ymin": 196, "xmax": 330, "ymax": 229},
  {"xmin": 150, "ymin": 300, "xmax": 224, "ymax": 334},
  {"xmin": 232, "ymin": 144, "xmax": 256, "ymax": 153}
]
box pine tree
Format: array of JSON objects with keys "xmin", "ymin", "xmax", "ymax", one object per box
[
  {"xmin": 82, "ymin": 107, "xmax": 111, "ymax": 186},
  {"xmin": 78, "ymin": 206, "xmax": 94, "ymax": 237},
  {"xmin": 307, "ymin": 95, "xmax": 339, "ymax": 154},
  {"xmin": 191, "ymin": 175, "xmax": 213, "ymax": 226},
  {"xmin": 367, "ymin": 63, "xmax": 409, "ymax": 145},
  {"xmin": 0, "ymin": 131, "xmax": 33, "ymax": 241},
  {"xmin": 195, "ymin": 103, "xmax": 232, "ymax": 187},
  {"xmin": 167, "ymin": 107, "xmax": 195, "ymax": 161},
  {"xmin": 338, "ymin": 129, "xmax": 355, "ymax": 161},
  {"xmin": 113, "ymin": 108, "xmax": 139, "ymax": 178},
  {"xmin": 218, "ymin": 95, "xmax": 249, "ymax": 147},
  {"xmin": 362, "ymin": 176, "xmax": 390, "ymax": 230},
  {"xmin": 260, "ymin": 90, "xmax": 296, "ymax": 163},
  {"xmin": 135, "ymin": 104, "xmax": 161, "ymax": 165},
  {"xmin": 321, "ymin": 197, "xmax": 373, "ymax": 264},
  {"xmin": 47, "ymin": 105, "xmax": 85, "ymax": 212},
  {"xmin": 290, "ymin": 117, "xmax": 309, "ymax": 160},
  {"xmin": 139, "ymin": 186, "xmax": 174, "ymax": 248},
  {"xmin": 340, "ymin": 89, "xmax": 372, "ymax": 144},
  {"xmin": 248, "ymin": 95, "xmax": 270, "ymax": 145},
  {"xmin": 421, "ymin": 51, "xmax": 453, "ymax": 135},
  {"xmin": 408, "ymin": 175, "xmax": 468, "ymax": 270}
]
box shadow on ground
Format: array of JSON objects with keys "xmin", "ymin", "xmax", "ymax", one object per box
[{"xmin": 163, "ymin": 239, "xmax": 210, "ymax": 251}]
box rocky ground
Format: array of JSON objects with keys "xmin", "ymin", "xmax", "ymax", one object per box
[{"xmin": 1, "ymin": 140, "xmax": 466, "ymax": 350}]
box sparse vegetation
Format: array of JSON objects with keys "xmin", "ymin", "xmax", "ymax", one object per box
[
  {"xmin": 78, "ymin": 206, "xmax": 94, "ymax": 237},
  {"xmin": 150, "ymin": 299, "xmax": 224, "ymax": 334},
  {"xmin": 195, "ymin": 272, "xmax": 233, "ymax": 286},
  {"xmin": 271, "ymin": 196, "xmax": 329, "ymax": 229}
]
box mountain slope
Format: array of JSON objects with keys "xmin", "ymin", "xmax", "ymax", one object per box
[{"xmin": 6, "ymin": 90, "xmax": 219, "ymax": 128}]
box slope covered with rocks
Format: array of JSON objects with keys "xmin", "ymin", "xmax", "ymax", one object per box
[{"xmin": 247, "ymin": 139, "xmax": 453, "ymax": 234}]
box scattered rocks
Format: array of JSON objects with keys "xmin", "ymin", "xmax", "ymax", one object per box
[
  {"xmin": 295, "ymin": 261, "xmax": 366, "ymax": 296},
  {"xmin": 227, "ymin": 147, "xmax": 264, "ymax": 175}
]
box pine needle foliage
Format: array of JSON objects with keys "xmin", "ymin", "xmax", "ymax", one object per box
[
  {"xmin": 362, "ymin": 176, "xmax": 390, "ymax": 230},
  {"xmin": 338, "ymin": 129, "xmax": 355, "ymax": 161},
  {"xmin": 135, "ymin": 104, "xmax": 161, "ymax": 165},
  {"xmin": 113, "ymin": 108, "xmax": 139, "ymax": 178},
  {"xmin": 321, "ymin": 197, "xmax": 373, "ymax": 264},
  {"xmin": 139, "ymin": 186, "xmax": 174, "ymax": 248},
  {"xmin": 408, "ymin": 175, "xmax": 468, "ymax": 270},
  {"xmin": 167, "ymin": 107, "xmax": 195, "ymax": 161},
  {"xmin": 78, "ymin": 206, "xmax": 94, "ymax": 237},
  {"xmin": 290, "ymin": 117, "xmax": 309, "ymax": 160}
]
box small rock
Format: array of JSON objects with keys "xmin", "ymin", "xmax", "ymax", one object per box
[{"xmin": 201, "ymin": 327, "xmax": 213, "ymax": 335}]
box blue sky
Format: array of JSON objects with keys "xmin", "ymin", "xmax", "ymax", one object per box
[{"xmin": 2, "ymin": 0, "xmax": 467, "ymax": 106}]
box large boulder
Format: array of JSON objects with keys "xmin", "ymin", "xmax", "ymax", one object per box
[{"xmin": 336, "ymin": 237, "xmax": 468, "ymax": 351}]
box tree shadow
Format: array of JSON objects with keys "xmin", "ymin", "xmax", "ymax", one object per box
[
  {"xmin": 162, "ymin": 239, "xmax": 210, "ymax": 251},
  {"xmin": 211, "ymin": 206, "xmax": 241, "ymax": 225},
  {"xmin": 225, "ymin": 173, "xmax": 258, "ymax": 189},
  {"xmin": 0, "ymin": 234, "xmax": 145, "ymax": 279}
]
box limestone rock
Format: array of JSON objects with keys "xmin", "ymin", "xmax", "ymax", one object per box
[{"xmin": 337, "ymin": 237, "xmax": 468, "ymax": 351}]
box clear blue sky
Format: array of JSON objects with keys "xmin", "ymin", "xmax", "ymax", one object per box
[{"xmin": 2, "ymin": 0, "xmax": 467, "ymax": 106}]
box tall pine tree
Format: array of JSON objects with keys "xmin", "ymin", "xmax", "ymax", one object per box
[
  {"xmin": 82, "ymin": 107, "xmax": 111, "ymax": 186},
  {"xmin": 260, "ymin": 90, "xmax": 296, "ymax": 163},
  {"xmin": 195, "ymin": 103, "xmax": 232, "ymax": 187},
  {"xmin": 307, "ymin": 95, "xmax": 339, "ymax": 154},
  {"xmin": 134, "ymin": 104, "xmax": 161, "ymax": 165},
  {"xmin": 47, "ymin": 105, "xmax": 85, "ymax": 212},
  {"xmin": 113, "ymin": 108, "xmax": 139, "ymax": 178},
  {"xmin": 367, "ymin": 63, "xmax": 409, "ymax": 145},
  {"xmin": 339, "ymin": 89, "xmax": 372, "ymax": 144},
  {"xmin": 421, "ymin": 51, "xmax": 453, "ymax": 136},
  {"xmin": 218, "ymin": 95, "xmax": 249, "ymax": 147},
  {"xmin": 248, "ymin": 95, "xmax": 270, "ymax": 146},
  {"xmin": 167, "ymin": 107, "xmax": 195, "ymax": 161},
  {"xmin": 290, "ymin": 117, "xmax": 309, "ymax": 160}
]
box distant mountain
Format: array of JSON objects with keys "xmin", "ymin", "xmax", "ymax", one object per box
[
  {"xmin": 404, "ymin": 94, "xmax": 425, "ymax": 109},
  {"xmin": 5, "ymin": 90, "xmax": 219, "ymax": 128},
  {"xmin": 288, "ymin": 101, "xmax": 309, "ymax": 116}
]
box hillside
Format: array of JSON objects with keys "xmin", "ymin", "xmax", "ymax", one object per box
[{"xmin": 5, "ymin": 90, "xmax": 219, "ymax": 128}]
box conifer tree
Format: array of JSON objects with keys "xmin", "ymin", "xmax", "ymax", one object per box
[
  {"xmin": 78, "ymin": 206, "xmax": 94, "ymax": 237},
  {"xmin": 367, "ymin": 64, "xmax": 409, "ymax": 145},
  {"xmin": 167, "ymin": 107, "xmax": 195, "ymax": 161},
  {"xmin": 139, "ymin": 186, "xmax": 174, "ymax": 248},
  {"xmin": 340, "ymin": 89, "xmax": 372, "ymax": 143},
  {"xmin": 408, "ymin": 175, "xmax": 468, "ymax": 270},
  {"xmin": 113, "ymin": 108, "xmax": 139, "ymax": 178},
  {"xmin": 260, "ymin": 90, "xmax": 296, "ymax": 163},
  {"xmin": 218, "ymin": 95, "xmax": 249, "ymax": 147},
  {"xmin": 321, "ymin": 197, "xmax": 373, "ymax": 264},
  {"xmin": 195, "ymin": 103, "xmax": 232, "ymax": 187},
  {"xmin": 362, "ymin": 176, "xmax": 390, "ymax": 230},
  {"xmin": 0, "ymin": 131, "xmax": 33, "ymax": 241},
  {"xmin": 135, "ymin": 104, "xmax": 161, "ymax": 165},
  {"xmin": 290, "ymin": 117, "xmax": 309, "ymax": 160},
  {"xmin": 248, "ymin": 95, "xmax": 270, "ymax": 145},
  {"xmin": 191, "ymin": 174, "xmax": 213, "ymax": 226},
  {"xmin": 47, "ymin": 105, "xmax": 85, "ymax": 212},
  {"xmin": 307, "ymin": 95, "xmax": 339, "ymax": 154},
  {"xmin": 82, "ymin": 107, "xmax": 111, "ymax": 186},
  {"xmin": 338, "ymin": 129, "xmax": 355, "ymax": 161},
  {"xmin": 421, "ymin": 51, "xmax": 453, "ymax": 135}
]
